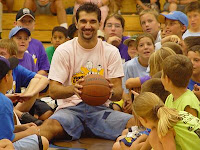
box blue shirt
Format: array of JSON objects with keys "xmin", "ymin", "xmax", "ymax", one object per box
[
  {"xmin": 11, "ymin": 65, "xmax": 36, "ymax": 93},
  {"xmin": 0, "ymin": 93, "xmax": 15, "ymax": 141},
  {"xmin": 188, "ymin": 79, "xmax": 200, "ymax": 91}
]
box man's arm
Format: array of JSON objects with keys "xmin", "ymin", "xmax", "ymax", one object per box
[
  {"xmin": 109, "ymin": 77, "xmax": 123, "ymax": 101},
  {"xmin": 49, "ymin": 80, "xmax": 75, "ymax": 99}
]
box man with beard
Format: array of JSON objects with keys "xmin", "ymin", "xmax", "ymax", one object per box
[{"xmin": 38, "ymin": 3, "xmax": 134, "ymax": 141}]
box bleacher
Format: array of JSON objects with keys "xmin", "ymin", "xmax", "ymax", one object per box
[{"xmin": 1, "ymin": 0, "xmax": 149, "ymax": 43}]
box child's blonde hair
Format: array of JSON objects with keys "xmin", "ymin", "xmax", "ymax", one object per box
[
  {"xmin": 149, "ymin": 47, "xmax": 176, "ymax": 77},
  {"xmin": 0, "ymin": 39, "xmax": 18, "ymax": 56},
  {"xmin": 133, "ymin": 92, "xmax": 181, "ymax": 137}
]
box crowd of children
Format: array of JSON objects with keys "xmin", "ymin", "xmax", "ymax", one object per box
[{"xmin": 0, "ymin": 1, "xmax": 200, "ymax": 150}]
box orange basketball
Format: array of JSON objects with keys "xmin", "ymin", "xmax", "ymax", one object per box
[{"xmin": 80, "ymin": 74, "xmax": 111, "ymax": 106}]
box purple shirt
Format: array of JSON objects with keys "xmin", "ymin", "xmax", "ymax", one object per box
[
  {"xmin": 19, "ymin": 52, "xmax": 37, "ymax": 72},
  {"xmin": 118, "ymin": 36, "xmax": 130, "ymax": 62},
  {"xmin": 27, "ymin": 38, "xmax": 50, "ymax": 72}
]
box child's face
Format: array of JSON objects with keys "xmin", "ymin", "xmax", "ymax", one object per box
[
  {"xmin": 187, "ymin": 51, "xmax": 200, "ymax": 76},
  {"xmin": 137, "ymin": 37, "xmax": 155, "ymax": 61},
  {"xmin": 164, "ymin": 19, "xmax": 186, "ymax": 38},
  {"xmin": 12, "ymin": 31, "xmax": 30, "ymax": 53},
  {"xmin": 128, "ymin": 40, "xmax": 137, "ymax": 59},
  {"xmin": 51, "ymin": 31, "xmax": 67, "ymax": 49},
  {"xmin": 16, "ymin": 16, "xmax": 35, "ymax": 32},
  {"xmin": 187, "ymin": 11, "xmax": 200, "ymax": 31},
  {"xmin": 140, "ymin": 13, "xmax": 160, "ymax": 37},
  {"xmin": 138, "ymin": 116, "xmax": 155, "ymax": 129},
  {"xmin": 0, "ymin": 48, "xmax": 10, "ymax": 59}
]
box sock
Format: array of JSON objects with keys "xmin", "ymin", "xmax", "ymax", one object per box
[{"xmin": 60, "ymin": 23, "xmax": 68, "ymax": 29}]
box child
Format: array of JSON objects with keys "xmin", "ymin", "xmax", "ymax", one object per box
[
  {"xmin": 9, "ymin": 26, "xmax": 37, "ymax": 72},
  {"xmin": 129, "ymin": 92, "xmax": 200, "ymax": 150},
  {"xmin": 112, "ymin": 78, "xmax": 170, "ymax": 150},
  {"xmin": 123, "ymin": 34, "xmax": 138, "ymax": 59},
  {"xmin": 125, "ymin": 47, "xmax": 176, "ymax": 90},
  {"xmin": 0, "ymin": 56, "xmax": 49, "ymax": 150},
  {"xmin": 46, "ymin": 26, "xmax": 68, "ymax": 64},
  {"xmin": 24, "ymin": 0, "xmax": 67, "ymax": 28},
  {"xmin": 183, "ymin": 1, "xmax": 200, "ymax": 39},
  {"xmin": 122, "ymin": 33, "xmax": 155, "ymax": 113},
  {"xmin": 14, "ymin": 8, "xmax": 50, "ymax": 76},
  {"xmin": 67, "ymin": 23, "xmax": 78, "ymax": 40},
  {"xmin": 187, "ymin": 45, "xmax": 200, "ymax": 90},
  {"xmin": 161, "ymin": 54, "xmax": 200, "ymax": 118},
  {"xmin": 156, "ymin": 11, "xmax": 188, "ymax": 51},
  {"xmin": 136, "ymin": 0, "xmax": 160, "ymax": 14},
  {"xmin": 139, "ymin": 9, "xmax": 161, "ymax": 44},
  {"xmin": 0, "ymin": 39, "xmax": 50, "ymax": 125}
]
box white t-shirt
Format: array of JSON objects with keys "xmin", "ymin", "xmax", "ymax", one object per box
[
  {"xmin": 49, "ymin": 37, "xmax": 124, "ymax": 110},
  {"xmin": 182, "ymin": 30, "xmax": 200, "ymax": 39}
]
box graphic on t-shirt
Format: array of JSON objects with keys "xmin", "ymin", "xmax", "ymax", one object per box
[
  {"xmin": 71, "ymin": 61, "xmax": 104, "ymax": 85},
  {"xmin": 32, "ymin": 54, "xmax": 37, "ymax": 64}
]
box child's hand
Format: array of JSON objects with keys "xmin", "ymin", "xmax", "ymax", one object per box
[
  {"xmin": 193, "ymin": 84, "xmax": 200, "ymax": 100},
  {"xmin": 122, "ymin": 99, "xmax": 132, "ymax": 114},
  {"xmin": 170, "ymin": 35, "xmax": 180, "ymax": 44},
  {"xmin": 131, "ymin": 90, "xmax": 139, "ymax": 98}
]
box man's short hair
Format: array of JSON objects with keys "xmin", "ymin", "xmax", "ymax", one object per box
[
  {"xmin": 141, "ymin": 78, "xmax": 170, "ymax": 103},
  {"xmin": 76, "ymin": 3, "xmax": 101, "ymax": 23},
  {"xmin": 0, "ymin": 39, "xmax": 18, "ymax": 56},
  {"xmin": 162, "ymin": 55, "xmax": 193, "ymax": 88},
  {"xmin": 185, "ymin": 1, "xmax": 200, "ymax": 14},
  {"xmin": 52, "ymin": 26, "xmax": 68, "ymax": 38},
  {"xmin": 103, "ymin": 13, "xmax": 125, "ymax": 29}
]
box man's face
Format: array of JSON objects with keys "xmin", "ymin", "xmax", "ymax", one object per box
[
  {"xmin": 15, "ymin": 16, "xmax": 35, "ymax": 32},
  {"xmin": 187, "ymin": 51, "xmax": 200, "ymax": 77},
  {"xmin": 76, "ymin": 11, "xmax": 100, "ymax": 41},
  {"xmin": 187, "ymin": 11, "xmax": 200, "ymax": 31},
  {"xmin": 104, "ymin": 17, "xmax": 123, "ymax": 40},
  {"xmin": 164, "ymin": 19, "xmax": 185, "ymax": 38},
  {"xmin": 140, "ymin": 13, "xmax": 160, "ymax": 37},
  {"xmin": 12, "ymin": 31, "xmax": 30, "ymax": 53},
  {"xmin": 0, "ymin": 48, "xmax": 10, "ymax": 59}
]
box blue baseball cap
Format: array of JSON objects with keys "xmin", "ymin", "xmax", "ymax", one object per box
[
  {"xmin": 9, "ymin": 26, "xmax": 31, "ymax": 39},
  {"xmin": 0, "ymin": 56, "xmax": 19, "ymax": 80},
  {"xmin": 158, "ymin": 11, "xmax": 188, "ymax": 27}
]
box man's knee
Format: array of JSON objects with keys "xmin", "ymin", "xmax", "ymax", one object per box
[{"xmin": 125, "ymin": 117, "xmax": 136, "ymax": 128}]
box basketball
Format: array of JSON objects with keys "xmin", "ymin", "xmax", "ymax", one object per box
[{"xmin": 80, "ymin": 74, "xmax": 111, "ymax": 106}]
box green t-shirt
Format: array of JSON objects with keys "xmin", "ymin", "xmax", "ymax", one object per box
[
  {"xmin": 45, "ymin": 46, "xmax": 55, "ymax": 64},
  {"xmin": 165, "ymin": 90, "xmax": 200, "ymax": 118},
  {"xmin": 174, "ymin": 111, "xmax": 200, "ymax": 150}
]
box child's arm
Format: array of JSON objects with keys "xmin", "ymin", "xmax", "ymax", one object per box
[
  {"xmin": 160, "ymin": 129, "xmax": 176, "ymax": 150},
  {"xmin": 184, "ymin": 106, "xmax": 198, "ymax": 117},
  {"xmin": 161, "ymin": 35, "xmax": 181, "ymax": 45},
  {"xmin": 126, "ymin": 77, "xmax": 141, "ymax": 90},
  {"xmin": 14, "ymin": 123, "xmax": 37, "ymax": 133},
  {"xmin": 13, "ymin": 125, "xmax": 39, "ymax": 142}
]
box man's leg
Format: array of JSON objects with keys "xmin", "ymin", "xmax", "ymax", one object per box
[
  {"xmin": 39, "ymin": 119, "xmax": 69, "ymax": 141},
  {"xmin": 5, "ymin": 0, "xmax": 13, "ymax": 12},
  {"xmin": 24, "ymin": 0, "xmax": 37, "ymax": 12},
  {"xmin": 50, "ymin": 0, "xmax": 67, "ymax": 28}
]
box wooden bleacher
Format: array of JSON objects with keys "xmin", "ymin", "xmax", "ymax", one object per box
[{"xmin": 2, "ymin": 0, "xmax": 166, "ymax": 42}]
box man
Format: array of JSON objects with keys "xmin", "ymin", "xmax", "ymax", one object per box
[
  {"xmin": 103, "ymin": 13, "xmax": 130, "ymax": 63},
  {"xmin": 39, "ymin": 3, "xmax": 134, "ymax": 141},
  {"xmin": 24, "ymin": 0, "xmax": 68, "ymax": 28}
]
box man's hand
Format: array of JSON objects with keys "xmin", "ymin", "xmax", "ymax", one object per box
[{"xmin": 74, "ymin": 78, "xmax": 84, "ymax": 98}]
